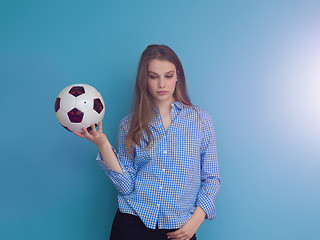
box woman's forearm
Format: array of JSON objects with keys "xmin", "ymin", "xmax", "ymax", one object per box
[
  {"xmin": 192, "ymin": 206, "xmax": 206, "ymax": 223},
  {"xmin": 98, "ymin": 139, "xmax": 123, "ymax": 174}
]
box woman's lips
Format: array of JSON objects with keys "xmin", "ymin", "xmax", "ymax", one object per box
[{"xmin": 157, "ymin": 91, "xmax": 168, "ymax": 95}]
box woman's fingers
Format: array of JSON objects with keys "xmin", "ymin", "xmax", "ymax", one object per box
[
  {"xmin": 82, "ymin": 126, "xmax": 92, "ymax": 139},
  {"xmin": 90, "ymin": 123, "xmax": 97, "ymax": 134},
  {"xmin": 74, "ymin": 130, "xmax": 85, "ymax": 138},
  {"xmin": 74, "ymin": 122, "xmax": 102, "ymax": 141},
  {"xmin": 167, "ymin": 229, "xmax": 184, "ymax": 239}
]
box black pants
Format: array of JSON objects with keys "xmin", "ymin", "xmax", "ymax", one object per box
[{"xmin": 110, "ymin": 209, "xmax": 197, "ymax": 240}]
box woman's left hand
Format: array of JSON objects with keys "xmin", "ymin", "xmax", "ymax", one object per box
[{"xmin": 167, "ymin": 207, "xmax": 206, "ymax": 240}]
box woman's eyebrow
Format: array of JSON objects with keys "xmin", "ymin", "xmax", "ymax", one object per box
[
  {"xmin": 148, "ymin": 71, "xmax": 159, "ymax": 75},
  {"xmin": 148, "ymin": 70, "xmax": 175, "ymax": 74}
]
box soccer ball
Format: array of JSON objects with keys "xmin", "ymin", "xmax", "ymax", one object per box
[{"xmin": 54, "ymin": 84, "xmax": 105, "ymax": 133}]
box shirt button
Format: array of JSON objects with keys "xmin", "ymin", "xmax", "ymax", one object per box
[
  {"xmin": 162, "ymin": 169, "xmax": 166, "ymax": 172},
  {"xmin": 163, "ymin": 150, "xmax": 167, "ymax": 154},
  {"xmin": 157, "ymin": 204, "xmax": 160, "ymax": 207},
  {"xmin": 159, "ymin": 186, "xmax": 163, "ymax": 190}
]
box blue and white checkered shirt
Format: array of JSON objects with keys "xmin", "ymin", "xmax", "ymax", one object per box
[{"xmin": 97, "ymin": 102, "xmax": 220, "ymax": 229}]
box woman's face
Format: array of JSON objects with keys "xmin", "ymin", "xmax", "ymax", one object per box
[{"xmin": 147, "ymin": 59, "xmax": 178, "ymax": 106}]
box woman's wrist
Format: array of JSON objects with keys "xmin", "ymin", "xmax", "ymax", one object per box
[
  {"xmin": 192, "ymin": 206, "xmax": 206, "ymax": 223},
  {"xmin": 97, "ymin": 138, "xmax": 111, "ymax": 153}
]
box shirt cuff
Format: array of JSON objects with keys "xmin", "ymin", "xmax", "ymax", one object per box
[
  {"xmin": 196, "ymin": 191, "xmax": 216, "ymax": 220},
  {"xmin": 96, "ymin": 152, "xmax": 132, "ymax": 195},
  {"xmin": 96, "ymin": 152, "xmax": 125, "ymax": 176}
]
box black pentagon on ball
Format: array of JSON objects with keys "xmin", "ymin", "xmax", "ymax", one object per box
[
  {"xmin": 69, "ymin": 86, "xmax": 85, "ymax": 97},
  {"xmin": 55, "ymin": 97, "xmax": 61, "ymax": 112},
  {"xmin": 68, "ymin": 108, "xmax": 84, "ymax": 123},
  {"xmin": 93, "ymin": 98, "xmax": 104, "ymax": 114}
]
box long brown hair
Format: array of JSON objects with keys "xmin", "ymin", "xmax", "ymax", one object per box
[{"xmin": 125, "ymin": 44, "xmax": 193, "ymax": 156}]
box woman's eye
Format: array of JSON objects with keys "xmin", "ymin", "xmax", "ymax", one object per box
[
  {"xmin": 166, "ymin": 75, "xmax": 173, "ymax": 79},
  {"xmin": 149, "ymin": 75, "xmax": 157, "ymax": 79}
]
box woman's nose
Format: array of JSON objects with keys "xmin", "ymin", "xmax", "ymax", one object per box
[{"xmin": 158, "ymin": 78, "xmax": 165, "ymax": 88}]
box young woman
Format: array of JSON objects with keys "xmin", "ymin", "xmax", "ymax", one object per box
[{"xmin": 74, "ymin": 45, "xmax": 220, "ymax": 240}]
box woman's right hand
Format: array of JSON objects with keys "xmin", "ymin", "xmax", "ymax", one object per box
[{"xmin": 74, "ymin": 121, "xmax": 109, "ymax": 150}]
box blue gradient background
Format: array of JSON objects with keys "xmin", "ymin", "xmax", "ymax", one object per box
[{"xmin": 1, "ymin": 0, "xmax": 319, "ymax": 239}]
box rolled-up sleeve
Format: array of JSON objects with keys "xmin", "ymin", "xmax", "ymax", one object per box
[
  {"xmin": 196, "ymin": 112, "xmax": 220, "ymax": 220},
  {"xmin": 96, "ymin": 118, "xmax": 136, "ymax": 195}
]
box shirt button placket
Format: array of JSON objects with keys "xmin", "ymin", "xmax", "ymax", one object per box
[{"xmin": 158, "ymin": 132, "xmax": 167, "ymax": 212}]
